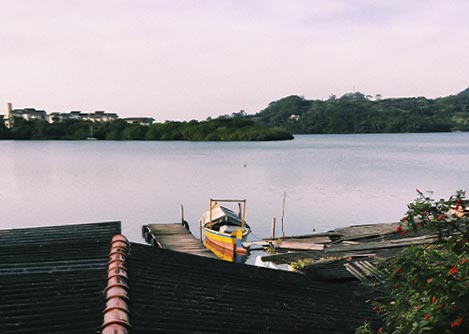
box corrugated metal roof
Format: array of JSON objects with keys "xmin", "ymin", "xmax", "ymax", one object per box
[
  {"xmin": 126, "ymin": 243, "xmax": 375, "ymax": 334},
  {"xmin": 1, "ymin": 221, "xmax": 377, "ymax": 334},
  {"xmin": 0, "ymin": 221, "xmax": 121, "ymax": 334}
]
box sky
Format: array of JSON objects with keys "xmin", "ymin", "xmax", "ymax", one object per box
[{"xmin": 1, "ymin": 0, "xmax": 468, "ymax": 121}]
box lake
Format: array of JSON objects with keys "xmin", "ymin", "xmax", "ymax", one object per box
[{"xmin": 2, "ymin": 133, "xmax": 469, "ymax": 245}]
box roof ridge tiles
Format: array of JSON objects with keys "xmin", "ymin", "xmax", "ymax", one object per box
[{"xmin": 101, "ymin": 234, "xmax": 131, "ymax": 334}]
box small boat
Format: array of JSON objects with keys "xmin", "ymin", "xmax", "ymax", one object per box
[
  {"xmin": 87, "ymin": 125, "xmax": 97, "ymax": 140},
  {"xmin": 200, "ymin": 199, "xmax": 250, "ymax": 261}
]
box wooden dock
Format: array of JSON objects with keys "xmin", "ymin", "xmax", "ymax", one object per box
[{"xmin": 142, "ymin": 223, "xmax": 218, "ymax": 259}]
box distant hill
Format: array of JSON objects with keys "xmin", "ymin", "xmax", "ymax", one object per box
[
  {"xmin": 458, "ymin": 86, "xmax": 469, "ymax": 96},
  {"xmin": 251, "ymin": 87, "xmax": 469, "ymax": 134}
]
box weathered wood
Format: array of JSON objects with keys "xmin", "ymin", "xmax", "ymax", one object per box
[
  {"xmin": 243, "ymin": 240, "xmax": 270, "ymax": 247},
  {"xmin": 324, "ymin": 235, "xmax": 436, "ymax": 253},
  {"xmin": 145, "ymin": 223, "xmax": 218, "ymax": 259},
  {"xmin": 331, "ymin": 222, "xmax": 401, "ymax": 241},
  {"xmin": 263, "ymin": 233, "xmax": 333, "ymax": 241},
  {"xmin": 275, "ymin": 241, "xmax": 324, "ymax": 251},
  {"xmin": 261, "ymin": 234, "xmax": 437, "ymax": 265}
]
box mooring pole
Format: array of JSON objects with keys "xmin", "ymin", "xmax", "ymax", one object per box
[
  {"xmin": 199, "ymin": 221, "xmax": 203, "ymax": 244},
  {"xmin": 180, "ymin": 205, "xmax": 184, "ymax": 225},
  {"xmin": 271, "ymin": 217, "xmax": 276, "ymax": 239},
  {"xmin": 281, "ymin": 192, "xmax": 286, "ymax": 237}
]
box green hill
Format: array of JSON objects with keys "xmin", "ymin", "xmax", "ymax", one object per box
[{"xmin": 252, "ymin": 87, "xmax": 469, "ymax": 134}]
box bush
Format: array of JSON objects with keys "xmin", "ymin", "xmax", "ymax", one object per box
[{"xmin": 357, "ymin": 190, "xmax": 469, "ymax": 334}]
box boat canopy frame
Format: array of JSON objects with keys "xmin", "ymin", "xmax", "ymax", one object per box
[{"xmin": 209, "ymin": 199, "xmax": 246, "ymax": 230}]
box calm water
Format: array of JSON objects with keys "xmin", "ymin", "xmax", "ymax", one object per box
[{"xmin": 2, "ymin": 133, "xmax": 469, "ymax": 244}]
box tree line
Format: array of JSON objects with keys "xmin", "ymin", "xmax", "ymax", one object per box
[
  {"xmin": 0, "ymin": 117, "xmax": 294, "ymax": 141},
  {"xmin": 253, "ymin": 87, "xmax": 469, "ymax": 134},
  {"xmin": 2, "ymin": 86, "xmax": 468, "ymax": 140}
]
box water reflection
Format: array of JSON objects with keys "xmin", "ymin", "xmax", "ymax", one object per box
[{"xmin": 1, "ymin": 133, "xmax": 469, "ymax": 246}]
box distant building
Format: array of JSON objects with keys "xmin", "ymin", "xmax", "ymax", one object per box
[
  {"xmin": 48, "ymin": 112, "xmax": 70, "ymax": 123},
  {"xmin": 4, "ymin": 103, "xmax": 48, "ymax": 128},
  {"xmin": 48, "ymin": 111, "xmax": 120, "ymax": 123},
  {"xmin": 69, "ymin": 111, "xmax": 81, "ymax": 120},
  {"xmin": 5, "ymin": 102, "xmax": 13, "ymax": 128},
  {"xmin": 123, "ymin": 117, "xmax": 155, "ymax": 126},
  {"xmin": 289, "ymin": 114, "xmax": 300, "ymax": 121},
  {"xmin": 5, "ymin": 102, "xmax": 154, "ymax": 128},
  {"xmin": 13, "ymin": 108, "xmax": 47, "ymax": 121},
  {"xmin": 79, "ymin": 111, "xmax": 119, "ymax": 123}
]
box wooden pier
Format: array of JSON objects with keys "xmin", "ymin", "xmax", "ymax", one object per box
[{"xmin": 142, "ymin": 222, "xmax": 218, "ymax": 259}]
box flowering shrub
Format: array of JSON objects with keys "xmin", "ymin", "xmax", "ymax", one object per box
[{"xmin": 356, "ymin": 190, "xmax": 469, "ymax": 334}]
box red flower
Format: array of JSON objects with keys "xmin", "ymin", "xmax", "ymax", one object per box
[
  {"xmin": 400, "ymin": 230, "xmax": 407, "ymax": 236},
  {"xmin": 461, "ymin": 258, "xmax": 467, "ymax": 264},
  {"xmin": 424, "ymin": 314, "xmax": 431, "ymax": 320},
  {"xmin": 377, "ymin": 328, "xmax": 383, "ymax": 333},
  {"xmin": 451, "ymin": 303, "xmax": 456, "ymax": 310},
  {"xmin": 396, "ymin": 225, "xmax": 402, "ymax": 232},
  {"xmin": 439, "ymin": 304, "xmax": 445, "ymax": 310},
  {"xmin": 438, "ymin": 213, "xmax": 444, "ymax": 220},
  {"xmin": 394, "ymin": 267, "xmax": 402, "ymax": 275},
  {"xmin": 395, "ymin": 283, "xmax": 400, "ymax": 289},
  {"xmin": 450, "ymin": 266, "xmax": 458, "ymax": 275},
  {"xmin": 432, "ymin": 296, "xmax": 437, "ymax": 304},
  {"xmin": 426, "ymin": 277, "xmax": 433, "ymax": 284},
  {"xmin": 451, "ymin": 317, "xmax": 463, "ymax": 328}
]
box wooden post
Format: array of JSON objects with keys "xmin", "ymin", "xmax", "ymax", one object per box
[
  {"xmin": 271, "ymin": 217, "xmax": 276, "ymax": 239},
  {"xmin": 209, "ymin": 199, "xmax": 213, "ymax": 229},
  {"xmin": 180, "ymin": 205, "xmax": 184, "ymax": 225},
  {"xmin": 281, "ymin": 192, "xmax": 286, "ymax": 237},
  {"xmin": 241, "ymin": 200, "xmax": 246, "ymax": 229},
  {"xmin": 199, "ymin": 220, "xmax": 203, "ymax": 243}
]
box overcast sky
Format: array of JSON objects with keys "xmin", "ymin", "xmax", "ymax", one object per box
[{"xmin": 1, "ymin": 0, "xmax": 468, "ymax": 121}]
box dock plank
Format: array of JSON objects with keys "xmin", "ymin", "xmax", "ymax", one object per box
[{"xmin": 143, "ymin": 223, "xmax": 218, "ymax": 259}]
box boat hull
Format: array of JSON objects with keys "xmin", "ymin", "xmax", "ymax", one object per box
[
  {"xmin": 202, "ymin": 227, "xmax": 238, "ymax": 253},
  {"xmin": 199, "ymin": 199, "xmax": 250, "ymax": 261},
  {"xmin": 204, "ymin": 235, "xmax": 236, "ymax": 262}
]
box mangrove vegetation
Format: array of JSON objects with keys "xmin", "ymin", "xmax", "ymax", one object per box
[{"xmin": 0, "ymin": 116, "xmax": 294, "ymax": 141}]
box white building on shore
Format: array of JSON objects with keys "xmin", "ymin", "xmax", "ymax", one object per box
[{"xmin": 3, "ymin": 103, "xmax": 155, "ymax": 128}]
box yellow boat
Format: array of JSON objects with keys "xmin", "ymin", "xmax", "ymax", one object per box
[{"xmin": 200, "ymin": 199, "xmax": 250, "ymax": 261}]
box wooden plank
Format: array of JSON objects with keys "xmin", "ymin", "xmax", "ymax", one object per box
[
  {"xmin": 325, "ymin": 236, "xmax": 436, "ymax": 253},
  {"xmin": 275, "ymin": 241, "xmax": 324, "ymax": 251},
  {"xmin": 261, "ymin": 234, "xmax": 437, "ymax": 264},
  {"xmin": 263, "ymin": 234, "xmax": 332, "ymax": 241},
  {"xmin": 331, "ymin": 222, "xmax": 400, "ymax": 241},
  {"xmin": 144, "ymin": 223, "xmax": 218, "ymax": 259}
]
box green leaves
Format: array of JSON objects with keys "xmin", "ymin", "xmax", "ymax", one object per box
[
  {"xmin": 360, "ymin": 190, "xmax": 469, "ymax": 334},
  {"xmin": 1, "ymin": 117, "xmax": 294, "ymax": 141},
  {"xmin": 257, "ymin": 92, "xmax": 468, "ymax": 134}
]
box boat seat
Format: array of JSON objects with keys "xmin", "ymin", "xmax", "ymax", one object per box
[{"xmin": 219, "ymin": 225, "xmax": 240, "ymax": 234}]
